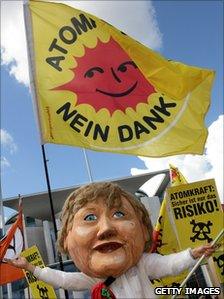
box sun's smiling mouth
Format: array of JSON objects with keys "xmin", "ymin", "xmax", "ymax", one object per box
[
  {"xmin": 96, "ymin": 81, "xmax": 138, "ymax": 98},
  {"xmin": 93, "ymin": 242, "xmax": 123, "ymax": 253}
]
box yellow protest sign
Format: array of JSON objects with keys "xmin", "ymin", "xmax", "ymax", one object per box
[
  {"xmin": 21, "ymin": 245, "xmax": 57, "ymax": 299},
  {"xmin": 167, "ymin": 179, "xmax": 223, "ymax": 249}
]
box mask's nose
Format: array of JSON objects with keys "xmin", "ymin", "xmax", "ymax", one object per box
[
  {"xmin": 111, "ymin": 67, "xmax": 121, "ymax": 83},
  {"xmin": 97, "ymin": 216, "xmax": 117, "ymax": 240}
]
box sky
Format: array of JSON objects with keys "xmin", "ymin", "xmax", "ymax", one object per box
[{"xmin": 1, "ymin": 0, "xmax": 223, "ymax": 224}]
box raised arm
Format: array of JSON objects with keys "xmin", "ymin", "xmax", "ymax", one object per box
[
  {"xmin": 143, "ymin": 244, "xmax": 215, "ymax": 279},
  {"xmin": 33, "ymin": 266, "xmax": 97, "ymax": 291},
  {"xmin": 5, "ymin": 256, "xmax": 97, "ymax": 291},
  {"xmin": 190, "ymin": 244, "xmax": 215, "ymax": 259}
]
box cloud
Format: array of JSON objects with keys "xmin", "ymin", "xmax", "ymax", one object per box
[
  {"xmin": 65, "ymin": 1, "xmax": 162, "ymax": 49},
  {"xmin": 1, "ymin": 1, "xmax": 162, "ymax": 86},
  {"xmin": 131, "ymin": 115, "xmax": 224, "ymax": 202},
  {"xmin": 1, "ymin": 129, "xmax": 17, "ymax": 154},
  {"xmin": 0, "ymin": 156, "xmax": 10, "ymax": 169},
  {"xmin": 1, "ymin": 1, "xmax": 29, "ymax": 85}
]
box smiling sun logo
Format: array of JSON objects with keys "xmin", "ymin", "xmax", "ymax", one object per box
[{"xmin": 53, "ymin": 38, "xmax": 156, "ymax": 115}]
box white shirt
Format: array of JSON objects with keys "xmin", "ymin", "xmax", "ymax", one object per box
[{"xmin": 34, "ymin": 249, "xmax": 196, "ymax": 298}]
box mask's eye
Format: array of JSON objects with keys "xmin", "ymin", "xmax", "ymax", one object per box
[
  {"xmin": 113, "ymin": 211, "xmax": 125, "ymax": 219},
  {"xmin": 118, "ymin": 61, "xmax": 137, "ymax": 73},
  {"xmin": 84, "ymin": 67, "xmax": 104, "ymax": 78},
  {"xmin": 84, "ymin": 214, "xmax": 97, "ymax": 221}
]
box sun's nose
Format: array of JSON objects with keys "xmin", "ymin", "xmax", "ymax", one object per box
[{"xmin": 110, "ymin": 67, "xmax": 122, "ymax": 83}]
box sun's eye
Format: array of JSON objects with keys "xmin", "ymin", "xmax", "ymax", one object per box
[
  {"xmin": 84, "ymin": 214, "xmax": 97, "ymax": 221},
  {"xmin": 118, "ymin": 65, "xmax": 127, "ymax": 72},
  {"xmin": 113, "ymin": 211, "xmax": 125, "ymax": 218},
  {"xmin": 84, "ymin": 67, "xmax": 104, "ymax": 78},
  {"xmin": 118, "ymin": 61, "xmax": 137, "ymax": 73}
]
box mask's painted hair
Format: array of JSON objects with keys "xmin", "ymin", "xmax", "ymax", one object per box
[{"xmin": 57, "ymin": 182, "xmax": 153, "ymax": 254}]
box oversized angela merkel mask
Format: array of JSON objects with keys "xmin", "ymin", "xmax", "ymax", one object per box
[{"xmin": 64, "ymin": 196, "xmax": 148, "ymax": 278}]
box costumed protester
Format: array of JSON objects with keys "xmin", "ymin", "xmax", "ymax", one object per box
[{"xmin": 6, "ymin": 182, "xmax": 216, "ymax": 298}]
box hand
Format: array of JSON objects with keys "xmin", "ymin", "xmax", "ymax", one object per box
[
  {"xmin": 190, "ymin": 244, "xmax": 216, "ymax": 259},
  {"xmin": 4, "ymin": 256, "xmax": 35, "ymax": 273}
]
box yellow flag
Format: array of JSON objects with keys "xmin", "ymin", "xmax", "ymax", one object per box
[
  {"xmin": 26, "ymin": 0, "xmax": 215, "ymax": 157},
  {"xmin": 169, "ymin": 164, "xmax": 188, "ymax": 187},
  {"xmin": 151, "ymin": 165, "xmax": 189, "ymax": 290},
  {"xmin": 152, "ymin": 164, "xmax": 188, "ymax": 254}
]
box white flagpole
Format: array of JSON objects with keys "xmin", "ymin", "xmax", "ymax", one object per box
[
  {"xmin": 171, "ymin": 229, "xmax": 224, "ymax": 299},
  {"xmin": 83, "ymin": 149, "xmax": 93, "ymax": 182}
]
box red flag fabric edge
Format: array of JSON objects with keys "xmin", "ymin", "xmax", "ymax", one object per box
[{"xmin": 0, "ymin": 203, "xmax": 25, "ymax": 285}]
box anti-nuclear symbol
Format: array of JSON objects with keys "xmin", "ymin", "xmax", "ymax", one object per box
[
  {"xmin": 190, "ymin": 219, "xmax": 213, "ymax": 243},
  {"xmin": 37, "ymin": 285, "xmax": 49, "ymax": 299},
  {"xmin": 213, "ymin": 254, "xmax": 224, "ymax": 275}
]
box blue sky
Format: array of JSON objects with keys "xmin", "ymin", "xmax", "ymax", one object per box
[{"xmin": 1, "ymin": 0, "xmax": 223, "ymax": 221}]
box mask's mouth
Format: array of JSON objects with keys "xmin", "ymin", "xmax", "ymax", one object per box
[{"xmin": 93, "ymin": 242, "xmax": 123, "ymax": 253}]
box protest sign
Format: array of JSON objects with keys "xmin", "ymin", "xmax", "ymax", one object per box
[
  {"xmin": 167, "ymin": 179, "xmax": 223, "ymax": 249},
  {"xmin": 21, "ymin": 245, "xmax": 57, "ymax": 299}
]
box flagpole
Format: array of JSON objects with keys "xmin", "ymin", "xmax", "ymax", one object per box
[
  {"xmin": 171, "ymin": 229, "xmax": 224, "ymax": 299},
  {"xmin": 22, "ymin": 3, "xmax": 61, "ymax": 247},
  {"xmin": 83, "ymin": 149, "xmax": 93, "ymax": 182},
  {"xmin": 41, "ymin": 145, "xmax": 69, "ymax": 299},
  {"xmin": 41, "ymin": 145, "xmax": 61, "ymax": 241}
]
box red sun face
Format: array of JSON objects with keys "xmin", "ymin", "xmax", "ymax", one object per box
[{"xmin": 54, "ymin": 38, "xmax": 156, "ymax": 114}]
